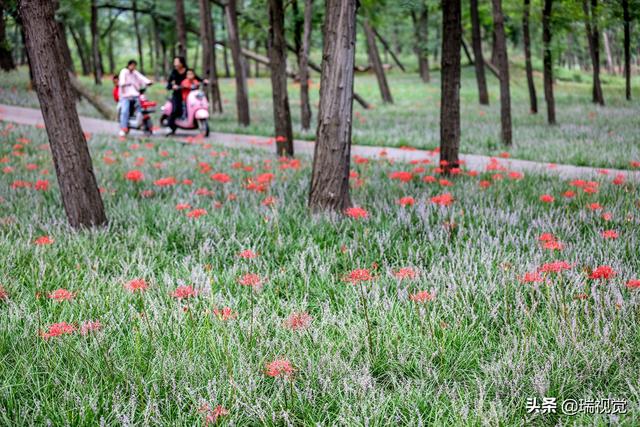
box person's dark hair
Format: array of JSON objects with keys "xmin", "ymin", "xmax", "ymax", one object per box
[
  {"xmin": 112, "ymin": 75, "xmax": 118, "ymax": 81},
  {"xmin": 174, "ymin": 56, "xmax": 187, "ymax": 68},
  {"xmin": 127, "ymin": 59, "xmax": 137, "ymax": 66}
]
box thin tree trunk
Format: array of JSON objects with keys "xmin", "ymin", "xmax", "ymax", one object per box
[
  {"xmin": 221, "ymin": 17, "xmax": 231, "ymax": 77},
  {"xmin": 176, "ymin": 0, "xmax": 187, "ymax": 60},
  {"xmin": 491, "ymin": 0, "xmax": 512, "ymax": 146},
  {"xmin": 198, "ymin": 0, "xmax": 223, "ymax": 113},
  {"xmin": 308, "ymin": 0, "xmax": 357, "ymax": 212},
  {"xmin": 107, "ymin": 23, "xmax": 115, "ymax": 74},
  {"xmin": 299, "ymin": 0, "xmax": 313, "ymax": 130},
  {"xmin": 602, "ymin": 31, "xmax": 614, "ymax": 74},
  {"xmin": 69, "ymin": 26, "xmax": 91, "ymax": 75},
  {"xmin": 543, "ymin": 0, "xmax": 556, "ymax": 124},
  {"xmin": 90, "ymin": 0, "xmax": 102, "ymax": 84},
  {"xmin": 440, "ymin": 0, "xmax": 461, "ymax": 173},
  {"xmin": 153, "ymin": 18, "xmax": 162, "ymax": 80},
  {"xmin": 225, "ymin": 0, "xmax": 250, "ymax": 125},
  {"xmin": 470, "ymin": 0, "xmax": 489, "ymax": 104},
  {"xmin": 623, "ymin": 0, "xmax": 631, "ymax": 100},
  {"xmin": 411, "ymin": 5, "xmax": 430, "ymax": 83},
  {"xmin": 147, "ymin": 25, "xmax": 154, "ymax": 77},
  {"xmin": 582, "ymin": 0, "xmax": 604, "ymax": 105},
  {"xmin": 268, "ymin": 0, "xmax": 294, "ymax": 157},
  {"xmin": 363, "ymin": 19, "xmax": 393, "ymax": 104},
  {"xmin": 19, "ymin": 0, "xmax": 107, "ymax": 228},
  {"xmin": 132, "ymin": 0, "xmax": 144, "ymax": 73},
  {"xmin": 523, "ymin": 0, "xmax": 536, "ymax": 113},
  {"xmin": 0, "ymin": 1, "xmax": 16, "ymax": 71}
]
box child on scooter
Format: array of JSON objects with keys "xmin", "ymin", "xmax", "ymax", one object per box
[
  {"xmin": 112, "ymin": 75, "xmax": 119, "ymax": 103},
  {"xmin": 179, "ymin": 69, "xmax": 203, "ymax": 120}
]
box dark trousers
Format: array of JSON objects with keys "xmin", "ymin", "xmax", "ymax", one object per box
[{"xmin": 168, "ymin": 92, "xmax": 183, "ymax": 131}]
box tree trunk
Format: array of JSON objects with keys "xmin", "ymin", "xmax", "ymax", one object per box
[
  {"xmin": 107, "ymin": 21, "xmax": 115, "ymax": 74},
  {"xmin": 268, "ymin": 0, "xmax": 294, "ymax": 157},
  {"xmin": 57, "ymin": 21, "xmax": 75, "ymax": 74},
  {"xmin": 147, "ymin": 25, "xmax": 155, "ymax": 77},
  {"xmin": 602, "ymin": 31, "xmax": 614, "ymax": 74},
  {"xmin": 0, "ymin": 1, "xmax": 16, "ymax": 71},
  {"xmin": 523, "ymin": 0, "xmax": 537, "ymax": 113},
  {"xmin": 542, "ymin": 0, "xmax": 556, "ymax": 124},
  {"xmin": 221, "ymin": 17, "xmax": 231, "ymax": 77},
  {"xmin": 225, "ymin": 0, "xmax": 250, "ymax": 126},
  {"xmin": 308, "ymin": 0, "xmax": 357, "ymax": 212},
  {"xmin": 132, "ymin": 0, "xmax": 144, "ymax": 73},
  {"xmin": 299, "ymin": 0, "xmax": 313, "ymax": 130},
  {"xmin": 69, "ymin": 26, "xmax": 91, "ymax": 75},
  {"xmin": 198, "ymin": 0, "xmax": 223, "ymax": 113},
  {"xmin": 491, "ymin": 0, "xmax": 512, "ymax": 146},
  {"xmin": 470, "ymin": 0, "xmax": 489, "ymax": 104},
  {"xmin": 176, "ymin": 0, "xmax": 187, "ymax": 60},
  {"xmin": 623, "ymin": 0, "xmax": 631, "ymax": 100},
  {"xmin": 363, "ymin": 20, "xmax": 393, "ymax": 104},
  {"xmin": 90, "ymin": 0, "xmax": 102, "ymax": 84},
  {"xmin": 153, "ymin": 18, "xmax": 162, "ymax": 80},
  {"xmin": 19, "ymin": 0, "xmax": 107, "ymax": 229},
  {"xmin": 411, "ymin": 5, "xmax": 430, "ymax": 83},
  {"xmin": 582, "ymin": 0, "xmax": 604, "ymax": 105},
  {"xmin": 440, "ymin": 0, "xmax": 461, "ymax": 173}
]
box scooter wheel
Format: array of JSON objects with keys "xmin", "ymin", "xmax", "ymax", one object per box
[
  {"xmin": 198, "ymin": 119, "xmax": 209, "ymax": 137},
  {"xmin": 143, "ymin": 119, "xmax": 153, "ymax": 136}
]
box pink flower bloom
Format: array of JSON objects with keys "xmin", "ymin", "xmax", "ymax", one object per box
[
  {"xmin": 265, "ymin": 358, "xmax": 295, "ymax": 379},
  {"xmin": 626, "ymin": 279, "xmax": 640, "ymax": 290},
  {"xmin": 589, "ymin": 265, "xmax": 616, "ymax": 280},
  {"xmin": 284, "ymin": 312, "xmax": 312, "ymax": 330},
  {"xmin": 41, "ymin": 322, "xmax": 76, "ymax": 339},
  {"xmin": 80, "ymin": 320, "xmax": 102, "ymax": 335},
  {"xmin": 397, "ymin": 196, "xmax": 415, "ymax": 207},
  {"xmin": 539, "ymin": 194, "xmax": 554, "ymax": 203},
  {"xmin": 520, "ymin": 272, "xmax": 544, "ymax": 283},
  {"xmin": 238, "ymin": 273, "xmax": 263, "ymax": 288},
  {"xmin": 210, "ymin": 173, "xmax": 231, "ymax": 183},
  {"xmin": 394, "ymin": 267, "xmax": 417, "ymax": 280},
  {"xmin": 34, "ymin": 236, "xmax": 53, "ymax": 246},
  {"xmin": 237, "ymin": 249, "xmax": 258, "ymax": 259},
  {"xmin": 345, "ymin": 207, "xmax": 368, "ymax": 219},
  {"xmin": 409, "ymin": 290, "xmax": 434, "ymax": 303},
  {"xmin": 213, "ymin": 307, "xmax": 237, "ymax": 321},
  {"xmin": 186, "ymin": 208, "xmax": 207, "ymax": 218},
  {"xmin": 430, "ymin": 193, "xmax": 454, "ymax": 206},
  {"xmin": 124, "ymin": 278, "xmax": 149, "ymax": 293},
  {"xmin": 171, "ymin": 285, "xmax": 197, "ymax": 299},
  {"xmin": 48, "ymin": 288, "xmax": 75, "ymax": 302},
  {"xmin": 600, "ymin": 230, "xmax": 618, "ymax": 239},
  {"xmin": 125, "ymin": 170, "xmax": 144, "ymax": 182},
  {"xmin": 539, "ymin": 261, "xmax": 572, "ymax": 274},
  {"xmin": 345, "ymin": 268, "xmax": 373, "ymax": 284}
]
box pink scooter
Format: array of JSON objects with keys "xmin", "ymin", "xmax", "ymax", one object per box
[{"xmin": 160, "ymin": 83, "xmax": 210, "ymax": 136}]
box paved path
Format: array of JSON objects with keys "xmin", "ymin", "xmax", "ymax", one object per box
[{"xmin": 1, "ymin": 103, "xmax": 638, "ymax": 181}]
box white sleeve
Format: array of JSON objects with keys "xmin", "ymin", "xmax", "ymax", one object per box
[
  {"xmin": 134, "ymin": 70, "xmax": 152, "ymax": 86},
  {"xmin": 118, "ymin": 69, "xmax": 127, "ymax": 87}
]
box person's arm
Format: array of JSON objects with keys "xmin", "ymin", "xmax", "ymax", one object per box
[
  {"xmin": 134, "ymin": 70, "xmax": 152, "ymax": 86},
  {"xmin": 166, "ymin": 70, "xmax": 175, "ymax": 90},
  {"xmin": 118, "ymin": 69, "xmax": 128, "ymax": 88}
]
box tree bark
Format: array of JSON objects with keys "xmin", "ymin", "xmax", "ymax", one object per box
[
  {"xmin": 68, "ymin": 73, "xmax": 115, "ymax": 119},
  {"xmin": 542, "ymin": 0, "xmax": 556, "ymax": 124},
  {"xmin": 299, "ymin": 0, "xmax": 313, "ymax": 130},
  {"xmin": 198, "ymin": 0, "xmax": 223, "ymax": 113},
  {"xmin": 470, "ymin": 0, "xmax": 489, "ymax": 104},
  {"xmin": 602, "ymin": 31, "xmax": 614, "ymax": 74},
  {"xmin": 491, "ymin": 0, "xmax": 512, "ymax": 146},
  {"xmin": 90, "ymin": 0, "xmax": 102, "ymax": 84},
  {"xmin": 221, "ymin": 17, "xmax": 231, "ymax": 77},
  {"xmin": 225, "ymin": 0, "xmax": 250, "ymax": 125},
  {"xmin": 363, "ymin": 19, "xmax": 393, "ymax": 104},
  {"xmin": 153, "ymin": 17, "xmax": 162, "ymax": 80},
  {"xmin": 267, "ymin": 0, "xmax": 294, "ymax": 157},
  {"xmin": 523, "ymin": 0, "xmax": 536, "ymax": 113},
  {"xmin": 582, "ymin": 0, "xmax": 604, "ymax": 105},
  {"xmin": 0, "ymin": 1, "xmax": 16, "ymax": 71},
  {"xmin": 411, "ymin": 4, "xmax": 430, "ymax": 83},
  {"xmin": 19, "ymin": 0, "xmax": 107, "ymax": 228},
  {"xmin": 176, "ymin": 0, "xmax": 187, "ymax": 60},
  {"xmin": 132, "ymin": 0, "xmax": 144, "ymax": 73},
  {"xmin": 623, "ymin": 0, "xmax": 631, "ymax": 100},
  {"xmin": 308, "ymin": 0, "xmax": 357, "ymax": 212},
  {"xmin": 440, "ymin": 0, "xmax": 461, "ymax": 173}
]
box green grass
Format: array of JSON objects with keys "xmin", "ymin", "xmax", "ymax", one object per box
[
  {"xmin": 1, "ymin": 64, "xmax": 639, "ymax": 169},
  {"xmin": 0, "ymin": 122, "xmax": 639, "ymax": 425}
]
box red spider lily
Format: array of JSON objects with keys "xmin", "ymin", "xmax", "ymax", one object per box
[
  {"xmin": 627, "ymin": 279, "xmax": 640, "ymax": 290},
  {"xmin": 237, "ymin": 249, "xmax": 258, "ymax": 259},
  {"xmin": 186, "ymin": 208, "xmax": 207, "ymax": 218},
  {"xmin": 34, "ymin": 236, "xmax": 53, "ymax": 246},
  {"xmin": 210, "ymin": 173, "xmax": 231, "ymax": 183},
  {"xmin": 430, "ymin": 193, "xmax": 454, "ymax": 206},
  {"xmin": 11, "ymin": 180, "xmax": 32, "ymax": 189},
  {"xmin": 612, "ymin": 174, "xmax": 625, "ymax": 185},
  {"xmin": 588, "ymin": 203, "xmax": 603, "ymax": 211},
  {"xmin": 34, "ymin": 179, "xmax": 49, "ymax": 191},
  {"xmin": 539, "ymin": 194, "xmax": 554, "ymax": 203},
  {"xmin": 124, "ymin": 278, "xmax": 149, "ymax": 293},
  {"xmin": 498, "ymin": 152, "xmax": 510, "ymax": 158},
  {"xmin": 345, "ymin": 268, "xmax": 373, "ymax": 284},
  {"xmin": 538, "ymin": 233, "xmax": 556, "ymax": 242},
  {"xmin": 345, "ymin": 207, "xmax": 368, "ymax": 219},
  {"xmin": 563, "ymin": 190, "xmax": 576, "ymax": 198},
  {"xmin": 409, "ymin": 290, "xmax": 434, "ymax": 303},
  {"xmin": 589, "ymin": 265, "xmax": 616, "ymax": 280},
  {"xmin": 600, "ymin": 230, "xmax": 618, "ymax": 239},
  {"xmin": 520, "ymin": 272, "xmax": 544, "ymax": 283},
  {"xmin": 80, "ymin": 320, "xmax": 102, "ymax": 335},
  {"xmin": 602, "ymin": 212, "xmax": 613, "ymax": 221},
  {"xmin": 397, "ymin": 196, "xmax": 415, "ymax": 207},
  {"xmin": 154, "ymin": 176, "xmax": 177, "ymax": 187},
  {"xmin": 265, "ymin": 358, "xmax": 295, "ymax": 379},
  {"xmin": 389, "ymin": 171, "xmax": 413, "ymax": 182},
  {"xmin": 631, "ymin": 161, "xmax": 640, "ymax": 168},
  {"xmin": 0, "ymin": 285, "xmax": 8, "ymax": 301},
  {"xmin": 48, "ymin": 288, "xmax": 75, "ymax": 302},
  {"xmin": 423, "ymin": 175, "xmax": 437, "ymax": 183},
  {"xmin": 508, "ymin": 171, "xmax": 523, "ymax": 180},
  {"xmin": 542, "ymin": 240, "xmax": 564, "ymax": 251},
  {"xmin": 261, "ymin": 196, "xmax": 276, "ymax": 206},
  {"xmin": 140, "ymin": 189, "xmax": 155, "ymax": 198},
  {"xmin": 538, "ymin": 261, "xmax": 572, "ymax": 274},
  {"xmin": 175, "ymin": 203, "xmax": 191, "ymax": 211},
  {"xmin": 439, "ymin": 178, "xmax": 453, "ymax": 187},
  {"xmin": 195, "ymin": 188, "xmax": 213, "ymax": 196},
  {"xmin": 284, "ymin": 312, "xmax": 312, "ymax": 330},
  {"xmin": 570, "ymin": 179, "xmax": 587, "ymax": 188},
  {"xmin": 41, "ymin": 322, "xmax": 76, "ymax": 339},
  {"xmin": 213, "ymin": 307, "xmax": 237, "ymax": 321},
  {"xmin": 394, "ymin": 267, "xmax": 417, "ymax": 280},
  {"xmin": 171, "ymin": 285, "xmax": 197, "ymax": 299},
  {"xmin": 238, "ymin": 273, "xmax": 263, "ymax": 288},
  {"xmin": 199, "ymin": 404, "xmax": 229, "ymax": 425},
  {"xmin": 354, "ymin": 155, "xmax": 369, "ymax": 164},
  {"xmin": 125, "ymin": 170, "xmax": 144, "ymax": 182},
  {"xmin": 479, "ymin": 180, "xmax": 491, "ymax": 189}
]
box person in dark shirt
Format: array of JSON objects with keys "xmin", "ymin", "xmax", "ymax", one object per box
[{"xmin": 165, "ymin": 56, "xmax": 188, "ymax": 135}]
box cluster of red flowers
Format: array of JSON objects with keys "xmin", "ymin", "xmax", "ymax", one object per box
[
  {"xmin": 40, "ymin": 320, "xmax": 101, "ymax": 339},
  {"xmin": 284, "ymin": 312, "xmax": 312, "ymax": 330},
  {"xmin": 265, "ymin": 358, "xmax": 295, "ymax": 379},
  {"xmin": 171, "ymin": 285, "xmax": 197, "ymax": 299},
  {"xmin": 345, "ymin": 268, "xmax": 373, "ymax": 284}
]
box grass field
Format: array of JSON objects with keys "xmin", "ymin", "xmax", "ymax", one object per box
[
  {"xmin": 1, "ymin": 121, "xmax": 639, "ymax": 425},
  {"xmin": 1, "ymin": 65, "xmax": 639, "ymax": 169}
]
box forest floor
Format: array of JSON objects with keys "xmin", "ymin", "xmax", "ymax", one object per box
[
  {"xmin": 1, "ymin": 118, "xmax": 639, "ymax": 424},
  {"xmin": 1, "ymin": 66, "xmax": 639, "ymax": 169}
]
